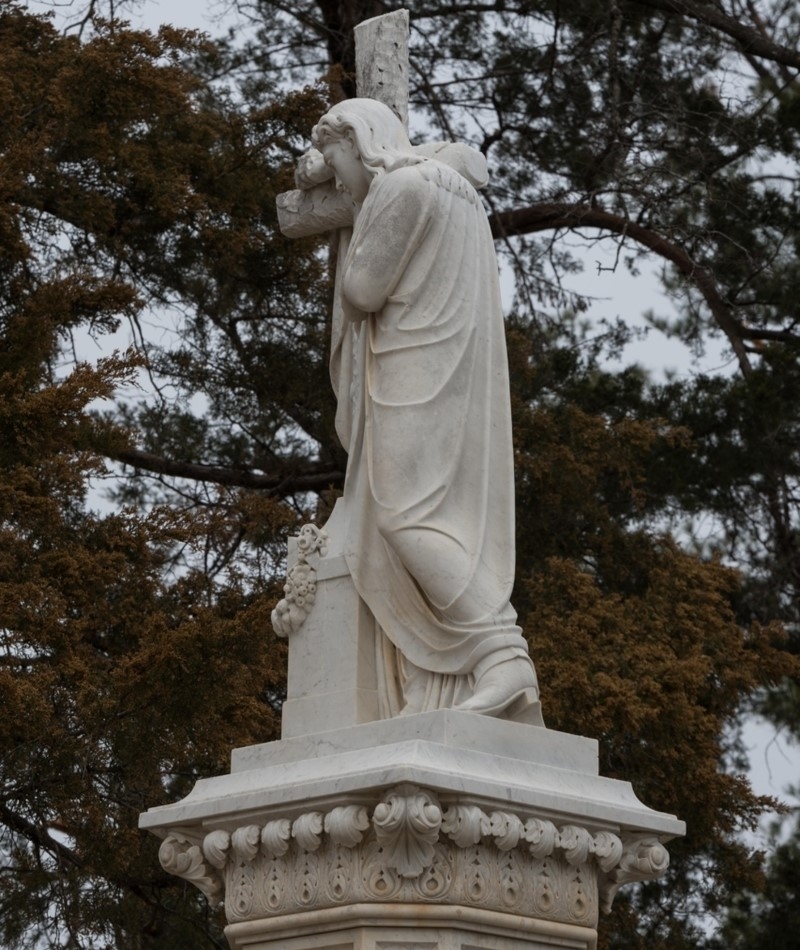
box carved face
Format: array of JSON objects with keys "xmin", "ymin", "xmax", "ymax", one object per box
[{"xmin": 320, "ymin": 135, "xmax": 372, "ymax": 203}]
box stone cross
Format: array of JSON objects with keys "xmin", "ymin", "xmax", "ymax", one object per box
[
  {"xmin": 277, "ymin": 10, "xmax": 410, "ymax": 240},
  {"xmin": 277, "ymin": 10, "xmax": 487, "ymax": 239},
  {"xmin": 274, "ymin": 11, "xmax": 412, "ymax": 737}
]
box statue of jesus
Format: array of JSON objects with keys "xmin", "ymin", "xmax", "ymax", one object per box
[{"xmin": 298, "ymin": 98, "xmax": 542, "ymax": 723}]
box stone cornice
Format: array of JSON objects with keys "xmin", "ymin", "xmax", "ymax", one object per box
[{"xmin": 158, "ymin": 783, "xmax": 670, "ymax": 925}]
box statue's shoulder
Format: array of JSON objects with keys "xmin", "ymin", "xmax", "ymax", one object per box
[
  {"xmin": 374, "ymin": 162, "xmax": 431, "ymax": 193},
  {"xmin": 365, "ymin": 163, "xmax": 432, "ymax": 212},
  {"xmin": 374, "ymin": 160, "xmax": 481, "ymax": 204},
  {"xmin": 404, "ymin": 159, "xmax": 482, "ymax": 205}
]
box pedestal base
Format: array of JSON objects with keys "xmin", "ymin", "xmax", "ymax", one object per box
[
  {"xmin": 141, "ymin": 711, "xmax": 682, "ymax": 948},
  {"xmin": 226, "ymin": 904, "xmax": 596, "ymax": 949}
]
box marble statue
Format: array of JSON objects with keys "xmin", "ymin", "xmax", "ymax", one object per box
[
  {"xmin": 281, "ymin": 98, "xmax": 542, "ymax": 723},
  {"xmin": 143, "ymin": 28, "xmax": 684, "ymax": 947}
]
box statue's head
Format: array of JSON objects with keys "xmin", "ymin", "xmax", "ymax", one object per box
[{"xmin": 312, "ymin": 98, "xmax": 418, "ymax": 182}]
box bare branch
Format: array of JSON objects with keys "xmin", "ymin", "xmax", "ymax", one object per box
[
  {"xmin": 633, "ymin": 0, "xmax": 800, "ymax": 71},
  {"xmin": 113, "ymin": 448, "xmax": 344, "ymax": 494},
  {"xmin": 490, "ymin": 201, "xmax": 754, "ymax": 375}
]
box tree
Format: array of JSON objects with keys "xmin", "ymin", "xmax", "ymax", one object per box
[
  {"xmin": 713, "ymin": 682, "xmax": 800, "ymax": 950},
  {"xmin": 2, "ymin": 0, "xmax": 799, "ymax": 946},
  {"xmin": 0, "ymin": 8, "xmax": 293, "ymax": 945}
]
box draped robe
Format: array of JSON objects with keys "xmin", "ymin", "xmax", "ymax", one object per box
[{"xmin": 328, "ymin": 159, "xmax": 530, "ymax": 712}]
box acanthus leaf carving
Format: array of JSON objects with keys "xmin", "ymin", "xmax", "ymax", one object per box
[
  {"xmin": 158, "ymin": 795, "xmax": 669, "ymax": 919},
  {"xmin": 372, "ymin": 783, "xmax": 442, "ymax": 878},
  {"xmin": 413, "ymin": 841, "xmax": 453, "ymax": 900},
  {"xmin": 361, "ymin": 839, "xmax": 403, "ymax": 901},
  {"xmin": 159, "ymin": 832, "xmax": 224, "ymax": 907},
  {"xmin": 498, "ymin": 848, "xmax": 524, "ymax": 909},
  {"xmin": 292, "ymin": 811, "xmax": 325, "ymax": 852},
  {"xmin": 324, "ymin": 805, "xmax": 370, "ymax": 847},
  {"xmin": 532, "ymin": 860, "xmax": 559, "ymax": 915}
]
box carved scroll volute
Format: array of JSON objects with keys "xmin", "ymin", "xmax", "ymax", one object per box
[
  {"xmin": 592, "ymin": 830, "xmax": 624, "ymax": 873},
  {"xmin": 231, "ymin": 824, "xmax": 261, "ymax": 863},
  {"xmin": 482, "ymin": 811, "xmax": 525, "ymax": 851},
  {"xmin": 372, "ymin": 783, "xmax": 443, "ymax": 878},
  {"xmin": 293, "ymin": 811, "xmax": 325, "ymax": 852},
  {"xmin": 159, "ymin": 832, "xmax": 224, "ymax": 907},
  {"xmin": 261, "ymin": 819, "xmax": 291, "ymax": 857},
  {"xmin": 599, "ymin": 835, "xmax": 671, "ymax": 913},
  {"xmin": 202, "ymin": 829, "xmax": 231, "ymax": 870},
  {"xmin": 523, "ymin": 817, "xmax": 559, "ymax": 858},
  {"xmin": 324, "ymin": 805, "xmax": 370, "ymax": 847},
  {"xmin": 441, "ymin": 803, "xmax": 486, "ymax": 848},
  {"xmin": 558, "ymin": 824, "xmax": 594, "ymax": 866}
]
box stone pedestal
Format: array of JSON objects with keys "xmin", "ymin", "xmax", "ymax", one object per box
[
  {"xmin": 280, "ymin": 547, "xmax": 381, "ymax": 738},
  {"xmin": 140, "ymin": 711, "xmax": 683, "ymax": 949}
]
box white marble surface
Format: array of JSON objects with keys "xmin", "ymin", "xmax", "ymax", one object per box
[
  {"xmin": 307, "ymin": 99, "xmax": 538, "ymax": 719},
  {"xmin": 226, "ymin": 904, "xmax": 596, "ymax": 949},
  {"xmin": 139, "ymin": 711, "xmax": 682, "ymax": 839},
  {"xmin": 143, "ymin": 709, "xmax": 681, "ymax": 933},
  {"xmin": 280, "ymin": 546, "xmax": 381, "ymax": 738},
  {"xmin": 141, "ymin": 18, "xmax": 683, "ymax": 943},
  {"xmin": 272, "ymin": 86, "xmax": 542, "ymax": 722},
  {"xmin": 236, "ymin": 710, "xmax": 593, "ymax": 773}
]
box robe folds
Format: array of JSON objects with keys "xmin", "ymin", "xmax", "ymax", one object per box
[{"xmin": 329, "ymin": 159, "xmax": 530, "ymax": 689}]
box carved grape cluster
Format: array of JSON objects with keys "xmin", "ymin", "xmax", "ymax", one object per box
[{"xmin": 271, "ymin": 523, "xmax": 329, "ymax": 638}]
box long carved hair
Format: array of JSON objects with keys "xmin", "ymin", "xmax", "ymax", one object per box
[{"xmin": 312, "ymin": 98, "xmax": 423, "ymax": 179}]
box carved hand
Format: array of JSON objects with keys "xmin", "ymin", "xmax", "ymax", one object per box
[{"xmin": 295, "ymin": 148, "xmax": 334, "ymax": 189}]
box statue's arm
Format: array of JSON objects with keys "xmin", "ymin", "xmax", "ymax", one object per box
[
  {"xmin": 276, "ymin": 149, "xmax": 352, "ymax": 239},
  {"xmin": 343, "ymin": 169, "xmax": 431, "ymax": 313}
]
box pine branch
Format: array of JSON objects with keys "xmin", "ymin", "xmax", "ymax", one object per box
[
  {"xmin": 0, "ymin": 803, "xmax": 83, "ymax": 872},
  {"xmin": 739, "ymin": 325, "xmax": 800, "ymax": 346}
]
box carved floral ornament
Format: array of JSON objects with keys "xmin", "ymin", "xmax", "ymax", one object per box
[
  {"xmin": 159, "ymin": 783, "xmax": 670, "ymax": 924},
  {"xmin": 270, "ymin": 523, "xmax": 328, "ymax": 638}
]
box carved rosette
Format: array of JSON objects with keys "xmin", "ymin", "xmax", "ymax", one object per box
[{"xmin": 157, "ymin": 784, "xmax": 672, "ymax": 927}]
